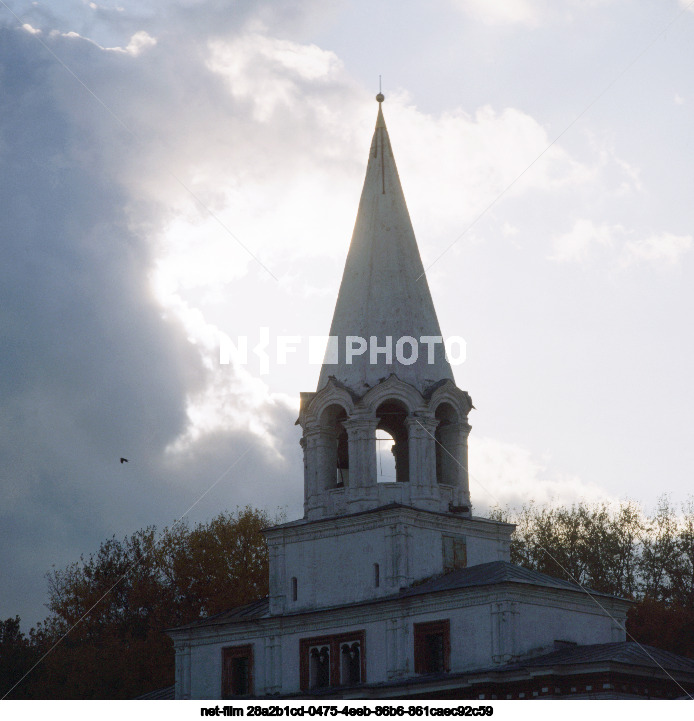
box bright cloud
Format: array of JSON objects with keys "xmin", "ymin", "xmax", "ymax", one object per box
[
  {"xmin": 451, "ymin": 0, "xmax": 543, "ymax": 26},
  {"xmin": 551, "ymin": 221, "xmax": 692, "ymax": 266},
  {"xmin": 550, "ymin": 219, "xmax": 617, "ymax": 262},
  {"xmin": 124, "ymin": 31, "xmax": 157, "ymax": 56},
  {"xmin": 623, "ymin": 232, "xmax": 692, "ymax": 265},
  {"xmin": 469, "ymin": 436, "xmax": 615, "ymax": 512}
]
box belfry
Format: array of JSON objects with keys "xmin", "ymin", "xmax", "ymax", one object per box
[
  {"xmin": 299, "ymin": 93, "xmax": 472, "ymax": 523},
  {"xmin": 165, "ymin": 97, "xmax": 694, "ymax": 701}
]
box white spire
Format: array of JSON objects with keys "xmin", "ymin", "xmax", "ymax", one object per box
[{"xmin": 318, "ymin": 96, "xmax": 454, "ymax": 394}]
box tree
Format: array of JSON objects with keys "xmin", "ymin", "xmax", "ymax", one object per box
[
  {"xmin": 6, "ymin": 507, "xmax": 275, "ymax": 699},
  {"xmin": 0, "ymin": 616, "xmax": 39, "ymax": 698},
  {"xmin": 493, "ymin": 496, "xmax": 694, "ymax": 659}
]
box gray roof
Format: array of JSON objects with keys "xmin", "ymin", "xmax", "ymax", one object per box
[
  {"xmin": 169, "ymin": 596, "xmax": 270, "ymax": 632},
  {"xmin": 170, "ymin": 560, "xmax": 625, "ymax": 634},
  {"xmin": 400, "ymin": 560, "xmax": 627, "ymax": 601},
  {"xmin": 489, "ymin": 641, "xmax": 694, "ymax": 676}
]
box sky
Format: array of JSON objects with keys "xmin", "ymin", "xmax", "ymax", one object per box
[{"xmin": 1, "ymin": 0, "xmax": 693, "ymax": 630}]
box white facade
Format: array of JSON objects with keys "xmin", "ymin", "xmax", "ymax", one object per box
[
  {"xmin": 172, "ymin": 580, "xmax": 628, "ymax": 699},
  {"xmin": 267, "ymin": 506, "xmax": 512, "ymax": 614},
  {"xmin": 168, "ymin": 98, "xmax": 630, "ymax": 700}
]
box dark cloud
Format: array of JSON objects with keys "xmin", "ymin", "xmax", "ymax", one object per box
[{"xmin": 0, "ymin": 17, "xmax": 303, "ymax": 630}]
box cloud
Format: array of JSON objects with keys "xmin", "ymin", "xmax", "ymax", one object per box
[
  {"xmin": 622, "ymin": 232, "xmax": 692, "ymax": 266},
  {"xmin": 450, "ymin": 0, "xmax": 543, "ymax": 26},
  {"xmin": 550, "ymin": 220, "xmax": 692, "ymax": 267},
  {"xmin": 449, "ymin": 0, "xmax": 617, "ymax": 27},
  {"xmin": 0, "ymin": 6, "xmax": 318, "ymax": 628},
  {"xmin": 0, "ymin": 0, "xmax": 658, "ymax": 632},
  {"xmin": 469, "ymin": 436, "xmax": 615, "ymax": 513},
  {"xmin": 549, "ymin": 219, "xmax": 618, "ymax": 262}
]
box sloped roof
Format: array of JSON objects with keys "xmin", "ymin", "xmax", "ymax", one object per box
[
  {"xmin": 399, "ymin": 560, "xmax": 626, "ymax": 601},
  {"xmin": 169, "ymin": 596, "xmax": 270, "ymax": 631},
  {"xmin": 499, "ymin": 641, "xmax": 694, "ymax": 675},
  {"xmin": 169, "ymin": 560, "xmax": 626, "ymax": 636}
]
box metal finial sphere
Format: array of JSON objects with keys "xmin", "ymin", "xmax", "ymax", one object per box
[{"xmin": 376, "ymin": 93, "xmax": 385, "ymax": 103}]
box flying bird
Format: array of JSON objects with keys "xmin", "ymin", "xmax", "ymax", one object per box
[{"xmin": 120, "ymin": 458, "xmax": 129, "ymax": 464}]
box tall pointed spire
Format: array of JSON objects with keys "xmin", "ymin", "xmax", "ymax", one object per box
[{"xmin": 318, "ymin": 95, "xmax": 454, "ymax": 394}]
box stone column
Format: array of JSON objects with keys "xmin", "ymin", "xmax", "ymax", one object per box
[
  {"xmin": 175, "ymin": 642, "xmax": 190, "ymax": 699},
  {"xmin": 406, "ymin": 415, "xmax": 438, "ymax": 492},
  {"xmin": 264, "ymin": 635, "xmax": 282, "ymax": 695},
  {"xmin": 386, "ymin": 617, "xmax": 408, "ymax": 679},
  {"xmin": 303, "ymin": 426, "xmax": 336, "ymax": 517},
  {"xmin": 268, "ymin": 540, "xmax": 286, "ymax": 615},
  {"xmin": 343, "ymin": 417, "xmax": 378, "ymax": 491},
  {"xmin": 437, "ymin": 420, "xmax": 472, "ymax": 505},
  {"xmin": 386, "ymin": 522, "xmax": 412, "ymax": 589}
]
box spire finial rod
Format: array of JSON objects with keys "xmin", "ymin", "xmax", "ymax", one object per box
[{"xmin": 376, "ymin": 75, "xmax": 384, "ymax": 103}]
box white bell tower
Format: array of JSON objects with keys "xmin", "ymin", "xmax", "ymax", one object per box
[{"xmin": 265, "ymin": 96, "xmax": 511, "ymax": 616}]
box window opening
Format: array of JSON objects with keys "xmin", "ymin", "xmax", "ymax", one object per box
[
  {"xmin": 222, "ymin": 645, "xmax": 253, "ymax": 697},
  {"xmin": 319, "ymin": 404, "xmax": 349, "ymax": 489},
  {"xmin": 414, "ymin": 620, "xmax": 450, "ymax": 675},
  {"xmin": 376, "ymin": 428, "xmax": 396, "ymax": 482},
  {"xmin": 340, "ymin": 642, "xmax": 361, "ymax": 685},
  {"xmin": 300, "ymin": 632, "xmax": 365, "ymax": 691},
  {"xmin": 309, "ymin": 645, "xmax": 330, "ymax": 689},
  {"xmin": 376, "ymin": 401, "xmax": 409, "ymax": 483},
  {"xmin": 291, "ymin": 577, "xmax": 298, "ymax": 602}
]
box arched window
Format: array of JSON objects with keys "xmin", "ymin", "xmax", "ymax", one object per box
[
  {"xmin": 309, "ymin": 646, "xmax": 330, "ymax": 689},
  {"xmin": 340, "ymin": 642, "xmax": 361, "ymax": 685},
  {"xmin": 376, "ymin": 400, "xmax": 409, "ymax": 483},
  {"xmin": 319, "ymin": 404, "xmax": 349, "ymax": 489},
  {"xmin": 435, "ymin": 403, "xmax": 459, "ymax": 486},
  {"xmin": 376, "ymin": 428, "xmax": 396, "ymax": 482}
]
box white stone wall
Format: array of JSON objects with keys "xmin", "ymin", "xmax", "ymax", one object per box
[
  {"xmin": 175, "ymin": 586, "xmax": 629, "ymax": 698},
  {"xmin": 266, "ymin": 509, "xmax": 513, "ymax": 613}
]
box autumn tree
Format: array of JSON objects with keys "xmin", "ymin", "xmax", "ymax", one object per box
[
  {"xmin": 492, "ymin": 497, "xmax": 694, "ymax": 658},
  {"xmin": 5, "ymin": 507, "xmax": 275, "ymax": 700}
]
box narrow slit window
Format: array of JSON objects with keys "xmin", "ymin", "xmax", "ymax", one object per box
[
  {"xmin": 374, "ymin": 563, "xmax": 380, "ymax": 588},
  {"xmin": 291, "ymin": 577, "xmax": 298, "ymax": 602}
]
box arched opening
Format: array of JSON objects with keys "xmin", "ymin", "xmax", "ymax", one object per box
[
  {"xmin": 435, "ymin": 402, "xmax": 459, "ymax": 486},
  {"xmin": 376, "ymin": 428, "xmax": 396, "ymax": 482},
  {"xmin": 309, "ymin": 645, "xmax": 330, "ymax": 689},
  {"xmin": 376, "ymin": 400, "xmax": 409, "ymax": 483},
  {"xmin": 340, "ymin": 642, "xmax": 361, "ymax": 685},
  {"xmin": 319, "ymin": 404, "xmax": 349, "ymax": 489}
]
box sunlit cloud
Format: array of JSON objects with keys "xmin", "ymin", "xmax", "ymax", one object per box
[
  {"xmin": 550, "ymin": 220, "xmax": 692, "ymax": 267},
  {"xmin": 549, "ymin": 219, "xmax": 618, "ymax": 262},
  {"xmin": 450, "ymin": 0, "xmax": 543, "ymax": 27},
  {"xmin": 469, "ymin": 436, "xmax": 615, "ymax": 513},
  {"xmin": 622, "ymin": 231, "xmax": 692, "ymax": 266}
]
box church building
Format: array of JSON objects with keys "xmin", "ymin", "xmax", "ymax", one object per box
[{"xmin": 166, "ymin": 97, "xmax": 694, "ymax": 700}]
